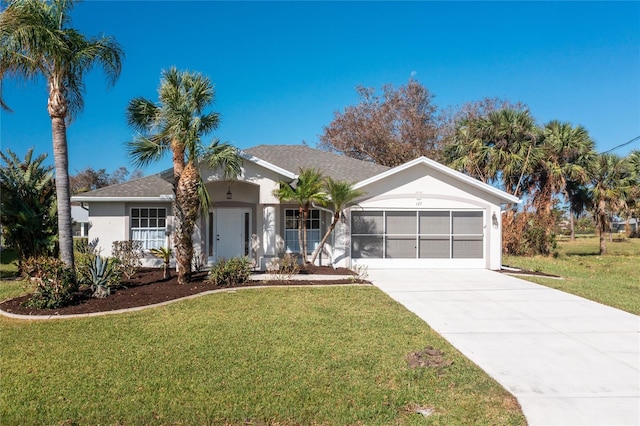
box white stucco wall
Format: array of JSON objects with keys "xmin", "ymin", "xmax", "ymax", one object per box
[{"xmin": 87, "ymin": 202, "xmax": 127, "ymax": 257}]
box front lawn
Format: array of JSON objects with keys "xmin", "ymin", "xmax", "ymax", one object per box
[
  {"xmin": 504, "ymin": 236, "xmax": 640, "ymax": 315},
  {"xmin": 0, "ymin": 286, "xmax": 524, "ymax": 425}
]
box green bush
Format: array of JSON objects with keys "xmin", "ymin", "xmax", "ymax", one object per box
[
  {"xmin": 22, "ymin": 256, "xmax": 77, "ymax": 309},
  {"xmin": 208, "ymin": 257, "xmax": 252, "ymax": 287},
  {"xmin": 112, "ymin": 240, "xmax": 143, "ymax": 279}
]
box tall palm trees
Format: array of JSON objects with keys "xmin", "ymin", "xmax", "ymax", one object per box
[
  {"xmin": 0, "ymin": 0, "xmax": 123, "ymax": 270},
  {"xmin": 272, "ymin": 168, "xmax": 327, "ymax": 264},
  {"xmin": 126, "ymin": 67, "xmax": 241, "ymax": 284}
]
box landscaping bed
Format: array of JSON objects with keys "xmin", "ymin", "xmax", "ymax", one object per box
[{"xmin": 0, "ymin": 265, "xmax": 365, "ymax": 316}]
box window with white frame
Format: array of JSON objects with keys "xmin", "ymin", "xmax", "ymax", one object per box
[
  {"xmin": 284, "ymin": 209, "xmax": 321, "ymax": 254},
  {"xmin": 131, "ymin": 207, "xmax": 167, "ymax": 250}
]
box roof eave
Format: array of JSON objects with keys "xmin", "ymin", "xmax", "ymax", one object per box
[
  {"xmin": 71, "ymin": 195, "xmax": 175, "ymax": 203},
  {"xmin": 238, "ymin": 149, "xmax": 297, "ymax": 180}
]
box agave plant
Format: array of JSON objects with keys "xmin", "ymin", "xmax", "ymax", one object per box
[{"xmin": 88, "ymin": 256, "xmax": 117, "ymax": 298}]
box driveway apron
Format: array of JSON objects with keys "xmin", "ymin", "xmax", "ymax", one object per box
[{"xmin": 369, "ymin": 269, "xmax": 639, "ymax": 426}]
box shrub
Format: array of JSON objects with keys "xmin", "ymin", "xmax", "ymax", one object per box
[
  {"xmin": 266, "ymin": 253, "xmax": 299, "ymax": 275},
  {"xmin": 112, "ymin": 240, "xmax": 143, "ymax": 279},
  {"xmin": 208, "ymin": 257, "xmax": 252, "ymax": 287},
  {"xmin": 503, "ymin": 211, "xmax": 556, "ymax": 256},
  {"xmin": 22, "ymin": 256, "xmax": 77, "ymax": 309}
]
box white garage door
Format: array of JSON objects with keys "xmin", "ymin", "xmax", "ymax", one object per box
[{"xmin": 351, "ymin": 210, "xmax": 485, "ymax": 268}]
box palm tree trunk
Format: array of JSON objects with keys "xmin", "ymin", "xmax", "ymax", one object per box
[
  {"xmin": 301, "ymin": 204, "xmax": 310, "ymax": 263},
  {"xmin": 598, "ymin": 203, "xmax": 607, "ymax": 255},
  {"xmin": 50, "ymin": 115, "xmax": 75, "ymax": 271},
  {"xmin": 174, "ymin": 161, "xmax": 199, "ymax": 284},
  {"xmin": 569, "ymin": 212, "xmax": 575, "ymax": 241},
  {"xmin": 310, "ymin": 212, "xmax": 340, "ymax": 265},
  {"xmin": 297, "ymin": 205, "xmax": 305, "ymax": 263}
]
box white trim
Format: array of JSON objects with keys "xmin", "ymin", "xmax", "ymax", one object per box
[
  {"xmin": 353, "ymin": 156, "xmax": 520, "ymax": 204},
  {"xmin": 71, "ymin": 196, "xmax": 174, "ymax": 202},
  {"xmin": 238, "ymin": 150, "xmax": 297, "ymax": 180}
]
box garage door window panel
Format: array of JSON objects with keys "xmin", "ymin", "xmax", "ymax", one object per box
[
  {"xmin": 351, "ymin": 236, "xmax": 383, "ymax": 258},
  {"xmin": 352, "ymin": 210, "xmax": 484, "ymax": 260},
  {"xmin": 419, "ymin": 236, "xmax": 450, "ymax": 258}
]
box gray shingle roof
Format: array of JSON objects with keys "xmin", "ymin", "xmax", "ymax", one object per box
[
  {"xmin": 72, "ymin": 174, "xmax": 173, "ymax": 199},
  {"xmin": 73, "ymin": 145, "xmax": 389, "ymax": 199},
  {"xmin": 243, "ymin": 145, "xmax": 389, "ymax": 183}
]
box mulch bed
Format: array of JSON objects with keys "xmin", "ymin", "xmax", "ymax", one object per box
[{"xmin": 0, "ymin": 265, "xmax": 365, "ymax": 317}]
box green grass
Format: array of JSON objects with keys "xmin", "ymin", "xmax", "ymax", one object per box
[
  {"xmin": 0, "ymin": 286, "xmax": 524, "ymax": 425},
  {"xmin": 504, "ymin": 236, "xmax": 640, "ymax": 315}
]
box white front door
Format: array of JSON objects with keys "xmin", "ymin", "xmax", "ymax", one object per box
[{"xmin": 213, "ymin": 208, "xmax": 251, "ymax": 261}]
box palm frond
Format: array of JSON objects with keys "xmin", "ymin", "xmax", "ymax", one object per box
[
  {"xmin": 126, "ymin": 135, "xmax": 170, "ymax": 168},
  {"xmin": 205, "ymin": 141, "xmax": 242, "ymax": 181}
]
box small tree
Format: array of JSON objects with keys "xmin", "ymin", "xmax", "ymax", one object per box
[
  {"xmin": 309, "ymin": 178, "xmax": 364, "ymax": 265},
  {"xmin": 150, "ymin": 247, "xmax": 172, "ymax": 280},
  {"xmin": 272, "ymin": 168, "xmax": 327, "ymax": 263}
]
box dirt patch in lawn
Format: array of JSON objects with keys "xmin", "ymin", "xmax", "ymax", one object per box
[
  {"xmin": 407, "ymin": 346, "xmax": 454, "ymax": 371},
  {"xmin": 0, "ymin": 265, "xmax": 366, "ymax": 317},
  {"xmin": 499, "ymin": 266, "xmax": 561, "ymax": 279}
]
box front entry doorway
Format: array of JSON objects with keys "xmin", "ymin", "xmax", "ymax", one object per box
[{"xmin": 209, "ymin": 208, "xmax": 252, "ymax": 262}]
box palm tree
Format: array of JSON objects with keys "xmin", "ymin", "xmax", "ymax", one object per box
[
  {"xmin": 445, "ymin": 108, "xmax": 539, "ymax": 198},
  {"xmin": 309, "ymin": 178, "xmax": 364, "ymax": 265},
  {"xmin": 0, "ymin": 0, "xmax": 123, "ymax": 270},
  {"xmin": 589, "ymin": 154, "xmax": 635, "ymax": 255},
  {"xmin": 126, "ymin": 67, "xmax": 241, "ymax": 284},
  {"xmin": 538, "ymin": 121, "xmax": 596, "ymax": 238},
  {"xmin": 0, "ymin": 148, "xmax": 58, "ymax": 271},
  {"xmin": 481, "ymin": 108, "xmax": 540, "ymax": 197},
  {"xmin": 444, "ymin": 120, "xmax": 492, "ymax": 183},
  {"xmin": 272, "ymin": 168, "xmax": 327, "ymax": 263}
]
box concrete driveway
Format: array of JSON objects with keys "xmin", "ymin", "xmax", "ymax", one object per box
[{"xmin": 369, "ymin": 269, "xmax": 639, "ymax": 426}]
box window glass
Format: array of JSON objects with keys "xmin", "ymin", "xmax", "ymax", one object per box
[
  {"xmin": 284, "ymin": 208, "xmax": 320, "ymax": 254},
  {"xmin": 131, "ymin": 207, "xmax": 167, "ymax": 250}
]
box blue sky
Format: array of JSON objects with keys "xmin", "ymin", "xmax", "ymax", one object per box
[{"xmin": 2, "ymin": 1, "xmax": 639, "ymax": 176}]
